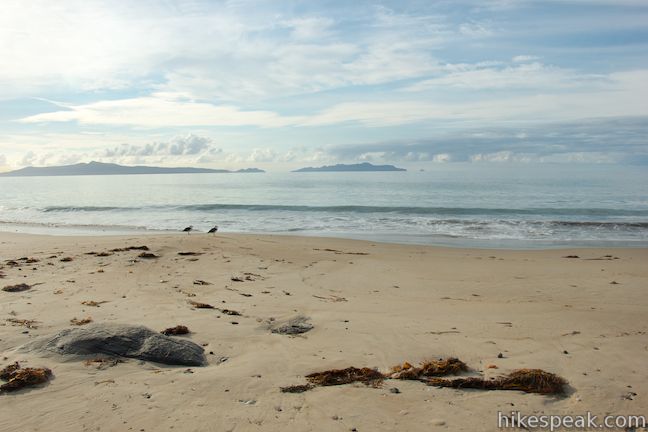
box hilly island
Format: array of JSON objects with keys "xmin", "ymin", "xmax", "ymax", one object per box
[
  {"xmin": 0, "ymin": 161, "xmax": 265, "ymax": 176},
  {"xmin": 293, "ymin": 162, "xmax": 406, "ymax": 172}
]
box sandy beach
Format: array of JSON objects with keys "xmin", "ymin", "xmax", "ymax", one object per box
[{"xmin": 1, "ymin": 232, "xmax": 647, "ymax": 431}]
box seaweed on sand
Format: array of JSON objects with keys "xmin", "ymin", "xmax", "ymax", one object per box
[
  {"xmin": 110, "ymin": 246, "xmax": 149, "ymax": 252},
  {"xmin": 138, "ymin": 252, "xmax": 159, "ymax": 259},
  {"xmin": 0, "ymin": 362, "xmax": 21, "ymax": 380},
  {"xmin": 70, "ymin": 317, "xmax": 93, "ymax": 326},
  {"xmin": 217, "ymin": 308, "xmax": 241, "ymax": 316},
  {"xmin": 161, "ymin": 325, "xmax": 190, "ymax": 335},
  {"xmin": 0, "ymin": 362, "xmax": 52, "ymax": 393},
  {"xmin": 427, "ymin": 369, "xmax": 567, "ymax": 395},
  {"xmin": 7, "ymin": 318, "xmax": 40, "ymax": 329},
  {"xmin": 282, "ymin": 359, "xmax": 567, "ymax": 396},
  {"xmin": 81, "ymin": 300, "xmax": 107, "ymax": 307},
  {"xmin": 389, "ymin": 358, "xmax": 468, "ymax": 380},
  {"xmin": 189, "ymin": 300, "xmax": 215, "ymax": 309},
  {"xmin": 84, "ymin": 358, "xmax": 123, "ymax": 369},
  {"xmin": 306, "ymin": 367, "xmax": 384, "ymax": 387},
  {"xmin": 2, "ymin": 283, "xmax": 33, "ymax": 292},
  {"xmin": 280, "ymin": 384, "xmax": 314, "ymax": 393}
]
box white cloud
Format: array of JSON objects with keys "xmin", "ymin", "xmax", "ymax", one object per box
[
  {"xmin": 433, "ymin": 153, "xmax": 452, "ymax": 163},
  {"xmin": 406, "ymin": 61, "xmax": 607, "ymax": 91},
  {"xmin": 17, "ymin": 67, "xmax": 648, "ymax": 129},
  {"xmin": 20, "ymin": 94, "xmax": 294, "ymax": 128},
  {"xmin": 512, "ymin": 55, "xmax": 539, "ymax": 63},
  {"xmin": 0, "ymin": 1, "xmax": 448, "ymax": 101},
  {"xmin": 103, "ymin": 134, "xmax": 221, "ymax": 157},
  {"xmin": 459, "ymin": 21, "xmax": 494, "ymax": 37},
  {"xmin": 283, "ymin": 17, "xmax": 334, "ymax": 40}
]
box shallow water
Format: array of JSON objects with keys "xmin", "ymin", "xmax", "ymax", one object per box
[{"xmin": 1, "ymin": 163, "xmax": 647, "ymax": 248}]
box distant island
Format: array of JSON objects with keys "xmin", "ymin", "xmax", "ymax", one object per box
[
  {"xmin": 293, "ymin": 162, "xmax": 406, "ymax": 172},
  {"xmin": 0, "ymin": 161, "xmax": 265, "ymax": 177}
]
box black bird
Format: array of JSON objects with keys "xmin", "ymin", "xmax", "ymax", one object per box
[
  {"xmin": 182, "ymin": 225, "xmax": 194, "ymax": 234},
  {"xmin": 207, "ymin": 225, "xmax": 219, "ymax": 234}
]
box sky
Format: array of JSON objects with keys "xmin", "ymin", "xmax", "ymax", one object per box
[{"xmin": 0, "ymin": 0, "xmax": 647, "ymax": 171}]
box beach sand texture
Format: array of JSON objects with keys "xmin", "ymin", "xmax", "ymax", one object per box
[{"xmin": 1, "ymin": 232, "xmax": 647, "ymax": 431}]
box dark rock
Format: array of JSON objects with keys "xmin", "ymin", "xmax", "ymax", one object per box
[
  {"xmin": 22, "ymin": 324, "xmax": 206, "ymax": 366},
  {"xmin": 270, "ymin": 316, "xmax": 313, "ymax": 335},
  {"xmin": 2, "ymin": 283, "xmax": 32, "ymax": 292}
]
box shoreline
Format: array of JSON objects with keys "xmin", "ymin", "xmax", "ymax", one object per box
[
  {"xmin": 1, "ymin": 232, "xmax": 647, "ymax": 431},
  {"xmin": 2, "ymin": 224, "xmax": 648, "ymax": 250}
]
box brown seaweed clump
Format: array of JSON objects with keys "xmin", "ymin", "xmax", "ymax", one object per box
[
  {"xmin": 84, "ymin": 357, "xmax": 123, "ymax": 370},
  {"xmin": 189, "ymin": 300, "xmax": 215, "ymax": 309},
  {"xmin": 389, "ymin": 358, "xmax": 468, "ymax": 380},
  {"xmin": 427, "ymin": 368, "xmax": 567, "ymax": 395},
  {"xmin": 70, "ymin": 317, "xmax": 93, "ymax": 326},
  {"xmin": 217, "ymin": 308, "xmax": 241, "ymax": 316},
  {"xmin": 0, "ymin": 362, "xmax": 52, "ymax": 393},
  {"xmin": 2, "ymin": 283, "xmax": 33, "ymax": 292},
  {"xmin": 161, "ymin": 325, "xmax": 190, "ymax": 336},
  {"xmin": 6, "ymin": 318, "xmax": 40, "ymax": 329},
  {"xmin": 81, "ymin": 300, "xmax": 107, "ymax": 307},
  {"xmin": 306, "ymin": 367, "xmax": 384, "ymax": 387},
  {"xmin": 138, "ymin": 252, "xmax": 159, "ymax": 259},
  {"xmin": 110, "ymin": 245, "xmax": 149, "ymax": 252},
  {"xmin": 0, "ymin": 362, "xmax": 21, "ymax": 380},
  {"xmin": 280, "ymin": 384, "xmax": 315, "ymax": 393}
]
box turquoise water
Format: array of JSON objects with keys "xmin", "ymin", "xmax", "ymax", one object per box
[{"xmin": 1, "ymin": 164, "xmax": 647, "ymax": 248}]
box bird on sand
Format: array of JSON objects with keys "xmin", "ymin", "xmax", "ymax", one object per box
[
  {"xmin": 207, "ymin": 225, "xmax": 219, "ymax": 234},
  {"xmin": 182, "ymin": 225, "xmax": 194, "ymax": 234}
]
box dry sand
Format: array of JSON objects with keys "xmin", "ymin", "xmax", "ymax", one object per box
[{"xmin": 0, "ymin": 232, "xmax": 647, "ymax": 431}]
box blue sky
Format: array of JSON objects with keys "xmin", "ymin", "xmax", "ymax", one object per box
[{"xmin": 0, "ymin": 0, "xmax": 647, "ymax": 170}]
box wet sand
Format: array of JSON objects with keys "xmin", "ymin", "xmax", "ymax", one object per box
[{"xmin": 1, "ymin": 232, "xmax": 647, "ymax": 431}]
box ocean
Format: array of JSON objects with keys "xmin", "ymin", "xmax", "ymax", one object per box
[{"xmin": 1, "ymin": 163, "xmax": 647, "ymax": 248}]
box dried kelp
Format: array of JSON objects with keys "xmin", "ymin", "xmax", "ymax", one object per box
[
  {"xmin": 2, "ymin": 283, "xmax": 33, "ymax": 292},
  {"xmin": 189, "ymin": 300, "xmax": 215, "ymax": 309},
  {"xmin": 282, "ymin": 359, "xmax": 567, "ymax": 396},
  {"xmin": 0, "ymin": 363, "xmax": 52, "ymax": 393},
  {"xmin": 427, "ymin": 369, "xmax": 567, "ymax": 395},
  {"xmin": 0, "ymin": 362, "xmax": 21, "ymax": 380},
  {"xmin": 70, "ymin": 317, "xmax": 93, "ymax": 326},
  {"xmin": 161, "ymin": 325, "xmax": 190, "ymax": 335},
  {"xmin": 193, "ymin": 279, "xmax": 212, "ymax": 285},
  {"xmin": 306, "ymin": 367, "xmax": 384, "ymax": 387},
  {"xmin": 110, "ymin": 246, "xmax": 149, "ymax": 252},
  {"xmin": 81, "ymin": 300, "xmax": 107, "ymax": 307},
  {"xmin": 6, "ymin": 318, "xmax": 40, "ymax": 329},
  {"xmin": 138, "ymin": 252, "xmax": 159, "ymax": 259},
  {"xmin": 84, "ymin": 357, "xmax": 123, "ymax": 369},
  {"xmin": 389, "ymin": 358, "xmax": 468, "ymax": 380},
  {"xmin": 280, "ymin": 384, "xmax": 314, "ymax": 393},
  {"xmin": 217, "ymin": 308, "xmax": 241, "ymax": 316}
]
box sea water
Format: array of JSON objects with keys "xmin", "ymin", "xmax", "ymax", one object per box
[{"xmin": 1, "ymin": 163, "xmax": 647, "ymax": 248}]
